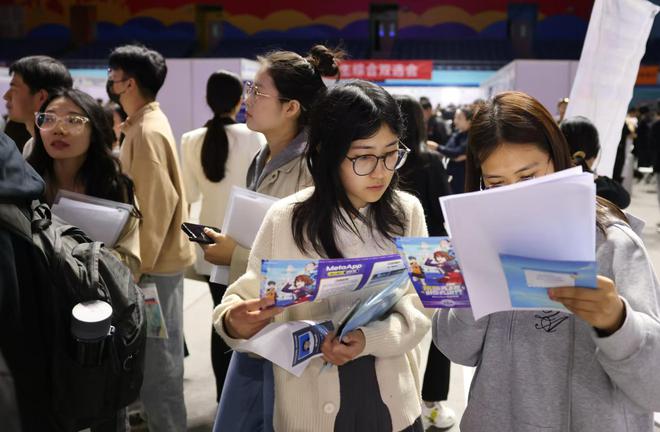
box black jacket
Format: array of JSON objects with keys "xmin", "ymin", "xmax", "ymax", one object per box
[
  {"xmin": 0, "ymin": 132, "xmax": 49, "ymax": 431},
  {"xmin": 595, "ymin": 176, "xmax": 630, "ymax": 209},
  {"xmin": 399, "ymin": 150, "xmax": 452, "ymax": 236}
]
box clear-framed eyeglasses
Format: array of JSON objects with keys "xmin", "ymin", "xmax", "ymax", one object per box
[
  {"xmin": 345, "ymin": 142, "xmax": 411, "ymax": 176},
  {"xmin": 34, "ymin": 112, "xmax": 90, "ymax": 135},
  {"xmin": 243, "ymin": 81, "xmax": 292, "ymax": 102}
]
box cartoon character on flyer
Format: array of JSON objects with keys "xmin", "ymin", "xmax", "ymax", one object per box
[
  {"xmin": 408, "ymin": 256, "xmax": 425, "ymax": 279},
  {"xmin": 281, "ymin": 274, "xmax": 316, "ymax": 304},
  {"xmin": 264, "ymin": 280, "xmax": 277, "ymax": 302},
  {"xmin": 304, "ymin": 261, "xmax": 318, "ymax": 279},
  {"xmin": 425, "ymin": 250, "xmax": 450, "ymax": 271}
]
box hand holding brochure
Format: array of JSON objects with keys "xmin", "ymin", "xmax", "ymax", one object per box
[
  {"xmin": 51, "ymin": 190, "xmax": 132, "ymax": 247},
  {"xmin": 259, "ymin": 254, "xmax": 406, "ymax": 307},
  {"xmin": 438, "ymin": 167, "xmax": 598, "ymax": 320},
  {"xmin": 237, "ymin": 320, "xmax": 333, "ymax": 377}
]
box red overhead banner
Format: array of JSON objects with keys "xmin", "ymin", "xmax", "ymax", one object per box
[{"xmin": 339, "ymin": 60, "xmax": 433, "ymax": 81}]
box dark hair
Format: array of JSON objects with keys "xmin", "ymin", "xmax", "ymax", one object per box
[
  {"xmin": 28, "ymin": 89, "xmax": 137, "ymax": 208},
  {"xmin": 201, "ymin": 70, "xmax": 242, "ymax": 183},
  {"xmin": 420, "ymin": 99, "xmax": 433, "ymax": 111},
  {"xmin": 394, "ymin": 95, "xmax": 427, "ymax": 172},
  {"xmin": 9, "ymin": 55, "xmax": 73, "ymax": 94},
  {"xmin": 467, "ymin": 91, "xmax": 626, "ymax": 230},
  {"xmin": 291, "ymin": 80, "xmax": 406, "ymax": 258},
  {"xmin": 258, "ymin": 45, "xmax": 343, "ymax": 131},
  {"xmin": 456, "ymin": 106, "xmax": 475, "ymax": 122},
  {"xmin": 560, "ymin": 116, "xmax": 600, "ymax": 173},
  {"xmin": 106, "ymin": 101, "xmax": 127, "ymax": 122},
  {"xmin": 108, "ymin": 44, "xmax": 167, "ymax": 99}
]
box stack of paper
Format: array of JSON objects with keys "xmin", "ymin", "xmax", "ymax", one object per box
[
  {"xmin": 51, "ymin": 190, "xmax": 132, "ymax": 247},
  {"xmin": 210, "ymin": 187, "xmax": 279, "ymax": 284},
  {"xmin": 439, "ymin": 167, "xmax": 597, "ymax": 320}
]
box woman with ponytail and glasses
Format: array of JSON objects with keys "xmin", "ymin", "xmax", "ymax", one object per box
[
  {"xmin": 204, "ymin": 45, "xmax": 344, "ymax": 431},
  {"xmin": 180, "ymin": 70, "xmax": 264, "ymax": 401},
  {"xmin": 433, "ymin": 91, "xmax": 660, "ymax": 431}
]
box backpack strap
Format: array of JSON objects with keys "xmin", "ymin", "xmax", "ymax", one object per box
[{"xmin": 0, "ymin": 202, "xmax": 32, "ymax": 243}]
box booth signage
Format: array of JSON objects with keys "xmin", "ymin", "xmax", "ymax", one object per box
[{"xmin": 339, "ymin": 60, "xmax": 433, "ymax": 81}]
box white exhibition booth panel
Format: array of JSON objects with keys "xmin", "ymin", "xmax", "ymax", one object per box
[
  {"xmin": 158, "ymin": 58, "xmax": 259, "ymax": 149},
  {"xmin": 384, "ymin": 85, "xmax": 485, "ymax": 108},
  {"xmin": 481, "ymin": 60, "xmax": 580, "ymax": 117}
]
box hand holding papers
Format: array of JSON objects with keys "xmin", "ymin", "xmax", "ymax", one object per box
[
  {"xmin": 210, "ymin": 187, "xmax": 279, "ymax": 284},
  {"xmin": 51, "ymin": 190, "xmax": 132, "ymax": 247},
  {"xmin": 237, "ymin": 320, "xmax": 333, "ymax": 377},
  {"xmin": 438, "ymin": 167, "xmax": 598, "ymax": 320}
]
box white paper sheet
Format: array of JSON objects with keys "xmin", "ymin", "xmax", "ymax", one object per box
[
  {"xmin": 210, "ymin": 187, "xmax": 279, "ymax": 285},
  {"xmin": 51, "ymin": 191, "xmax": 132, "ymax": 247},
  {"xmin": 439, "ymin": 169, "xmax": 596, "ymax": 320},
  {"xmin": 237, "ymin": 320, "xmax": 333, "ymax": 377},
  {"xmin": 222, "ymin": 186, "xmax": 279, "ymax": 248},
  {"xmin": 565, "ymin": 0, "xmax": 660, "ymax": 177}
]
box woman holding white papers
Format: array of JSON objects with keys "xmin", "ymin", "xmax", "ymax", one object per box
[
  {"xmin": 27, "ymin": 88, "xmax": 141, "ymax": 277},
  {"xmin": 433, "ymin": 91, "xmax": 660, "ymax": 431},
  {"xmin": 215, "ymin": 81, "xmax": 430, "ymax": 432},
  {"xmin": 181, "ymin": 70, "xmax": 264, "ymax": 401},
  {"xmin": 203, "ymin": 46, "xmax": 340, "ymax": 430}
]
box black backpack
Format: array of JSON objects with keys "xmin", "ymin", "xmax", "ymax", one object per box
[{"xmin": 0, "ymin": 201, "xmax": 146, "ymax": 431}]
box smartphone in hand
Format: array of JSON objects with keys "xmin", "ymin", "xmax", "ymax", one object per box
[{"xmin": 181, "ymin": 223, "xmax": 220, "ymax": 244}]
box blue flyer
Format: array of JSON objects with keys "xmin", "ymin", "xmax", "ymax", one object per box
[
  {"xmin": 261, "ymin": 254, "xmax": 406, "ymax": 308},
  {"xmin": 500, "ymin": 254, "xmax": 598, "ymax": 310},
  {"xmin": 395, "ymin": 237, "xmax": 470, "ymax": 308}
]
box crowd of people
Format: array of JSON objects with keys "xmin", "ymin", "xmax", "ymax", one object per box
[{"xmin": 1, "ymin": 43, "xmax": 659, "ymax": 432}]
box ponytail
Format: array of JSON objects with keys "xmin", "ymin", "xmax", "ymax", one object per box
[
  {"xmin": 572, "ymin": 150, "xmax": 592, "ymax": 173},
  {"xmin": 201, "ymin": 116, "xmax": 237, "ymax": 182},
  {"xmin": 200, "ymin": 70, "xmax": 243, "ymax": 183},
  {"xmin": 259, "ymin": 45, "xmax": 344, "ymax": 130}
]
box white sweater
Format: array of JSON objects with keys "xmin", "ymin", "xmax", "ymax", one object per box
[
  {"xmin": 214, "ymin": 187, "xmax": 431, "ymax": 431},
  {"xmin": 180, "ymin": 124, "xmax": 265, "ymax": 275}
]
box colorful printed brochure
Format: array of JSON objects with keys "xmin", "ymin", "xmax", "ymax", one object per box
[
  {"xmin": 500, "ymin": 254, "xmax": 597, "ymax": 311},
  {"xmin": 395, "ymin": 237, "xmax": 470, "ymax": 308},
  {"xmin": 260, "ymin": 254, "xmax": 407, "ymax": 307}
]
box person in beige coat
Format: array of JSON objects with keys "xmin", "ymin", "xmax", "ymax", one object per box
[
  {"xmin": 203, "ymin": 45, "xmax": 344, "ymax": 430},
  {"xmin": 215, "ymin": 81, "xmax": 431, "ymax": 432},
  {"xmin": 108, "ymin": 45, "xmax": 193, "ymax": 431}
]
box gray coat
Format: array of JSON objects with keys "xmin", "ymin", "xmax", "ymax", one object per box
[{"xmin": 433, "ymin": 215, "xmax": 660, "ymax": 431}]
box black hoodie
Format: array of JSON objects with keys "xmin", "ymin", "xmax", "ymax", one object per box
[{"xmin": 0, "ymin": 132, "xmax": 51, "ymax": 431}]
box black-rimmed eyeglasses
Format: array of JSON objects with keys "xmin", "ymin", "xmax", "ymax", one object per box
[{"xmin": 345, "ymin": 143, "xmax": 411, "ymax": 176}]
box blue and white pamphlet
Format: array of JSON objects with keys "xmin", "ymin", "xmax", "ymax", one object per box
[{"xmin": 500, "ymin": 254, "xmax": 597, "ymax": 311}]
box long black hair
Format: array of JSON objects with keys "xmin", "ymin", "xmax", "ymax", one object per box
[
  {"xmin": 394, "ymin": 95, "xmax": 427, "ymax": 175},
  {"xmin": 291, "ymin": 80, "xmax": 406, "ymax": 258},
  {"xmin": 201, "ymin": 70, "xmax": 242, "ymax": 183},
  {"xmin": 28, "ymin": 88, "xmax": 137, "ymax": 208}
]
